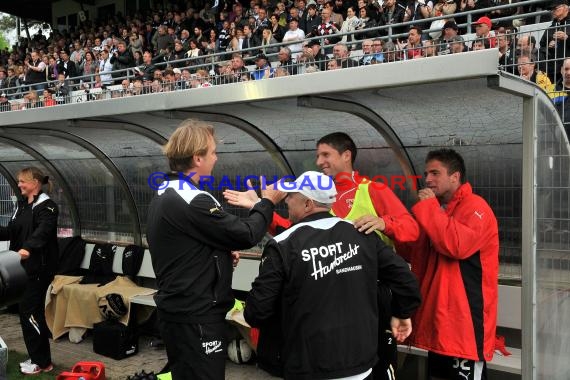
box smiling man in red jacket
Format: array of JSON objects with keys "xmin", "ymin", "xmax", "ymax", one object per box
[{"xmin": 407, "ymin": 148, "xmax": 499, "ymax": 380}]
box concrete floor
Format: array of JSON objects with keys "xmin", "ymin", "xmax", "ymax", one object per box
[{"xmin": 0, "ymin": 311, "xmax": 277, "ymax": 380}]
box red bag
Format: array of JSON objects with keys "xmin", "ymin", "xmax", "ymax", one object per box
[{"xmin": 56, "ymin": 361, "xmax": 106, "ymax": 380}]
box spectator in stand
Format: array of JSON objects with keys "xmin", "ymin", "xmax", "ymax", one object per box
[
  {"xmin": 488, "ymin": 0, "xmax": 519, "ymax": 28},
  {"xmin": 403, "ymin": 0, "xmax": 433, "ymax": 32},
  {"xmin": 218, "ymin": 20, "xmax": 233, "ymax": 52},
  {"xmin": 110, "ymin": 40, "xmax": 135, "ymax": 84},
  {"xmin": 399, "ymin": 26, "xmax": 423, "ymax": 60},
  {"xmin": 134, "ymin": 50, "xmax": 155, "ymax": 81},
  {"xmin": 21, "ymin": 89, "xmax": 40, "ymax": 109},
  {"xmin": 310, "ymin": 7, "xmax": 341, "ymax": 52},
  {"xmin": 304, "ymin": 39, "xmax": 327, "ymax": 71},
  {"xmin": 192, "ymin": 69, "xmax": 213, "ymax": 87},
  {"xmin": 324, "ymin": 0, "xmax": 344, "ymax": 26},
  {"xmin": 169, "ymin": 40, "xmax": 187, "ymax": 68},
  {"xmin": 228, "ymin": 54, "xmax": 248, "ymax": 82},
  {"xmin": 260, "ymin": 28, "xmax": 279, "ymax": 61},
  {"xmin": 128, "ymin": 32, "xmax": 144, "ymax": 57},
  {"xmin": 98, "ymin": 49, "xmax": 113, "ymax": 85},
  {"xmin": 282, "ymin": 18, "xmax": 306, "ymax": 54},
  {"xmin": 497, "ymin": 31, "xmax": 515, "ymax": 71},
  {"xmin": 269, "ymin": 14, "xmax": 285, "ymax": 42},
  {"xmin": 327, "ymin": 58, "xmax": 342, "ymax": 70},
  {"xmin": 423, "ymin": 39, "xmax": 439, "ymax": 57},
  {"xmin": 228, "ymin": 27, "xmax": 245, "ymax": 52},
  {"xmin": 250, "ymin": 53, "xmax": 274, "ymax": 80},
  {"xmin": 42, "ymin": 88, "xmax": 56, "ymax": 107},
  {"xmin": 332, "ymin": 43, "xmax": 358, "ymax": 68},
  {"xmin": 339, "ymin": 7, "xmax": 361, "ymax": 50},
  {"xmin": 277, "ymin": 47, "xmax": 297, "ymax": 75},
  {"xmin": 0, "ymin": 68, "xmax": 7, "ymax": 91},
  {"xmin": 473, "ymin": 16, "xmax": 497, "ymax": 48},
  {"xmin": 552, "ymin": 58, "xmax": 570, "ymax": 136},
  {"xmin": 133, "ymin": 51, "xmax": 143, "ymax": 66},
  {"xmin": 56, "ymin": 50, "xmax": 77, "ymax": 83},
  {"xmin": 371, "ymin": 39, "xmax": 385, "ymax": 63},
  {"xmin": 162, "ymin": 69, "xmax": 177, "ymax": 92},
  {"xmin": 253, "ymin": 7, "xmax": 270, "ymax": 40},
  {"xmin": 154, "ymin": 25, "xmax": 174, "ymax": 55},
  {"xmin": 25, "ymin": 51, "xmax": 47, "ymax": 91},
  {"xmin": 186, "ymin": 39, "xmax": 204, "ymax": 67},
  {"xmin": 471, "ymin": 38, "xmax": 489, "ymax": 51},
  {"xmin": 359, "ymin": 39, "xmax": 376, "ymax": 65},
  {"xmin": 540, "ymin": 0, "xmax": 570, "ymax": 84},
  {"xmin": 301, "ymin": 4, "xmax": 322, "ymax": 35},
  {"xmin": 439, "ymin": 20, "xmax": 459, "ymax": 55},
  {"xmin": 449, "ymin": 35, "xmax": 467, "ymax": 54},
  {"xmin": 516, "ymin": 34, "xmax": 539, "ymax": 61},
  {"xmin": 355, "ymin": 6, "xmax": 378, "ymax": 39},
  {"xmin": 77, "ymin": 51, "xmax": 97, "ymax": 83},
  {"xmin": 378, "ymin": 0, "xmax": 407, "ymax": 37},
  {"xmin": 242, "ymin": 24, "xmax": 260, "ymax": 58},
  {"xmin": 430, "ymin": 0, "xmax": 456, "ymax": 18},
  {"xmin": 69, "ymin": 41, "xmax": 85, "ymax": 65},
  {"xmin": 5, "ymin": 67, "xmax": 20, "ymax": 98},
  {"xmin": 517, "ymin": 54, "xmax": 554, "ymax": 93}
]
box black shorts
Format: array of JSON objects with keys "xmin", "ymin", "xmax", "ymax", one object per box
[{"xmin": 428, "ymin": 352, "xmax": 487, "ymax": 380}]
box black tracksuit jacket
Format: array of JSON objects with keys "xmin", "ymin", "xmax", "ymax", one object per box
[
  {"xmin": 245, "ymin": 212, "xmax": 421, "ymax": 380},
  {"xmin": 146, "ymin": 179, "xmax": 274, "ymax": 323},
  {"xmin": 0, "ymin": 192, "xmax": 59, "ymax": 278}
]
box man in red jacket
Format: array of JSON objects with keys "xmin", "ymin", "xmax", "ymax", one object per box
[{"xmin": 406, "ymin": 148, "xmax": 499, "ymax": 380}]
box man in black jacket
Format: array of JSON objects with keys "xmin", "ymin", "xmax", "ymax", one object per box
[
  {"xmin": 146, "ymin": 119, "xmax": 281, "ymax": 380},
  {"xmin": 244, "ymin": 171, "xmax": 421, "ymax": 380},
  {"xmin": 110, "ymin": 40, "xmax": 134, "ymax": 84}
]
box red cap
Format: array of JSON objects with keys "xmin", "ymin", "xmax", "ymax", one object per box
[{"xmin": 473, "ymin": 16, "xmax": 492, "ymax": 28}]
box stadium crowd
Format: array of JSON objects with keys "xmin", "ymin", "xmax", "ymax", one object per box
[{"xmin": 0, "ymin": 0, "xmax": 565, "ymax": 114}]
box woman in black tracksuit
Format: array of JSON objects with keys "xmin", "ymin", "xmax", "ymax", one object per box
[{"xmin": 0, "ymin": 167, "xmax": 58, "ymax": 375}]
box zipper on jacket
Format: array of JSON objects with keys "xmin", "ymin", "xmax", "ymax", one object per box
[{"xmin": 212, "ymin": 255, "xmax": 221, "ymax": 305}]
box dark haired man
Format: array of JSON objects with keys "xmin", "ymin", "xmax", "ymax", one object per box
[{"xmin": 404, "ymin": 148, "xmax": 499, "ymax": 380}]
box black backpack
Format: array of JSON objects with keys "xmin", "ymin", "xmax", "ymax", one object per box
[
  {"xmin": 57, "ymin": 236, "xmax": 87, "ymax": 276},
  {"xmin": 80, "ymin": 244, "xmax": 116, "ymax": 285},
  {"xmin": 122, "ymin": 245, "xmax": 145, "ymax": 278}
]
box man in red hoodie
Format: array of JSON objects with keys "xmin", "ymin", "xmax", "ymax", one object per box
[{"xmin": 405, "ymin": 148, "xmax": 499, "ymax": 380}]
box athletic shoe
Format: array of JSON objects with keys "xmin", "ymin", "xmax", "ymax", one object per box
[
  {"xmin": 20, "ymin": 362, "xmax": 53, "ymax": 375},
  {"xmin": 19, "ymin": 358, "xmax": 32, "ymax": 368}
]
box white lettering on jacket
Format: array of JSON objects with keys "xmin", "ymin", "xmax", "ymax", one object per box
[{"xmin": 301, "ymin": 242, "xmax": 360, "ymax": 280}]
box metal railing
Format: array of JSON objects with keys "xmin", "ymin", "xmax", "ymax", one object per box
[{"xmin": 0, "ymin": 0, "xmax": 558, "ymax": 112}]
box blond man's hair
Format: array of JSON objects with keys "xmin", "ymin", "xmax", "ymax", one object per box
[{"xmin": 163, "ymin": 119, "xmax": 215, "ymax": 172}]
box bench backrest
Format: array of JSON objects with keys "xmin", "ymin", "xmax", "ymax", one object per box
[{"xmin": 80, "ymin": 244, "xmax": 155, "ymax": 279}]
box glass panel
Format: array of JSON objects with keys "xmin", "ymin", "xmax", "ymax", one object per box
[
  {"xmin": 535, "ymin": 98, "xmax": 570, "ymax": 380},
  {"xmin": 14, "ymin": 135, "xmax": 135, "ymax": 244}
]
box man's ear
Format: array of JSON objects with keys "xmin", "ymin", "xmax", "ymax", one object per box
[{"xmin": 341, "ymin": 149, "xmax": 352, "ymax": 164}]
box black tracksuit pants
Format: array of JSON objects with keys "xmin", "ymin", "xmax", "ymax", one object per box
[{"xmin": 19, "ymin": 275, "xmax": 52, "ymax": 368}]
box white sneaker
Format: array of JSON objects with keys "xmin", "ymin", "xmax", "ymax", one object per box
[
  {"xmin": 19, "ymin": 358, "xmax": 32, "ymax": 368},
  {"xmin": 20, "ymin": 362, "xmax": 53, "ymax": 375}
]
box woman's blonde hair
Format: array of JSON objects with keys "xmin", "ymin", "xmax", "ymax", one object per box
[
  {"xmin": 17, "ymin": 166, "xmax": 52, "ymax": 193},
  {"xmin": 163, "ymin": 119, "xmax": 215, "ymax": 172}
]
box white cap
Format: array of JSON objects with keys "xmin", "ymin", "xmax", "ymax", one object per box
[{"xmin": 277, "ymin": 171, "xmax": 336, "ymax": 204}]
